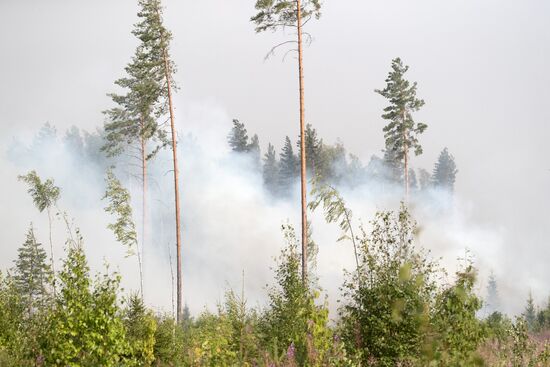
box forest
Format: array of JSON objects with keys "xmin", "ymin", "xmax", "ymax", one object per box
[{"xmin": 1, "ymin": 0, "xmax": 549, "ymax": 366}]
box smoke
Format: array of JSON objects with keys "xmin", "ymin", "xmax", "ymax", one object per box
[{"xmin": 0, "ymin": 98, "xmax": 548, "ymax": 318}]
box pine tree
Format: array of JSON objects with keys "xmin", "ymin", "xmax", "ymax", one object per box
[
  {"xmin": 263, "ymin": 143, "xmax": 279, "ymax": 194},
  {"xmin": 432, "ymin": 147, "xmax": 458, "ymax": 192},
  {"xmin": 228, "ymin": 119, "xmax": 250, "ymax": 153},
  {"xmin": 252, "ymin": 0, "xmax": 322, "ymax": 282},
  {"xmin": 129, "ymin": 0, "xmax": 183, "ymax": 322},
  {"xmin": 375, "ymin": 58, "xmax": 427, "ymax": 200},
  {"xmin": 279, "ymin": 136, "xmax": 298, "ymax": 195},
  {"xmin": 18, "ymin": 171, "xmax": 60, "ymax": 285},
  {"xmin": 13, "ymin": 224, "xmax": 51, "ymax": 315},
  {"xmin": 102, "ymin": 0, "xmax": 174, "ymax": 303},
  {"xmin": 382, "ymin": 148, "xmax": 403, "ymax": 184}
]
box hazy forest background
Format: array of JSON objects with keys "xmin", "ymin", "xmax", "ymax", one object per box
[{"xmin": 0, "ymin": 0, "xmax": 549, "ymax": 366}]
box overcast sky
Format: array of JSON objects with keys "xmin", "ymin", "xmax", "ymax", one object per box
[{"xmin": 1, "ymin": 0, "xmax": 549, "ymax": 310}]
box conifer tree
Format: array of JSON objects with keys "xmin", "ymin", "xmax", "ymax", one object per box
[
  {"xmin": 129, "ymin": 0, "xmax": 183, "ymax": 322},
  {"xmin": 13, "ymin": 224, "xmax": 51, "ymax": 316},
  {"xmin": 486, "ymin": 272, "xmax": 500, "ymax": 314},
  {"xmin": 103, "ymin": 169, "xmax": 143, "ymax": 299},
  {"xmin": 263, "ymin": 143, "xmax": 279, "ymax": 194},
  {"xmin": 375, "ymin": 58, "xmax": 427, "ymax": 200},
  {"xmin": 297, "ymin": 124, "xmax": 324, "ymax": 178},
  {"xmin": 248, "ymin": 134, "xmax": 261, "ymax": 170},
  {"xmin": 18, "ymin": 171, "xmax": 60, "ymax": 284},
  {"xmin": 432, "ymin": 147, "xmax": 458, "ymax": 193},
  {"xmin": 252, "ymin": 0, "xmax": 322, "ymax": 282},
  {"xmin": 228, "ymin": 119, "xmax": 250, "ymax": 153},
  {"xmin": 102, "ymin": 0, "xmax": 173, "ymax": 303},
  {"xmin": 418, "ymin": 168, "xmax": 431, "ymax": 191},
  {"xmin": 524, "ymin": 292, "xmax": 537, "ymax": 331},
  {"xmin": 279, "ymin": 136, "xmax": 298, "ymax": 194}
]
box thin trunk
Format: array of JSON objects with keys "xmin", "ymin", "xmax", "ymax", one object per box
[
  {"xmin": 403, "ymin": 110, "xmax": 409, "ymax": 202},
  {"xmin": 46, "ymin": 208, "xmax": 56, "ymax": 295},
  {"xmin": 296, "ymin": 0, "xmax": 308, "ymax": 284},
  {"xmin": 139, "ymin": 134, "xmax": 147, "ymax": 300},
  {"xmin": 344, "ymin": 209, "xmax": 360, "ymax": 272},
  {"xmin": 162, "ymin": 48, "xmax": 182, "ymax": 323},
  {"xmin": 155, "ymin": 4, "xmax": 183, "ymax": 323}
]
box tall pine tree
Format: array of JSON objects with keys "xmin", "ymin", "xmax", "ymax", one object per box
[
  {"xmin": 252, "ymin": 0, "xmax": 322, "ymax": 282},
  {"xmin": 375, "ymin": 58, "xmax": 427, "ymax": 200}
]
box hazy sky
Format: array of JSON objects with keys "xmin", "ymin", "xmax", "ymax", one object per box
[{"xmin": 0, "ymin": 0, "xmax": 549, "ymax": 311}]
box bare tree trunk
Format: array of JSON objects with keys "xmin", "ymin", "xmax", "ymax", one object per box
[
  {"xmin": 161, "ymin": 49, "xmax": 182, "ymax": 323},
  {"xmin": 403, "ymin": 110, "xmax": 409, "ymax": 202},
  {"xmin": 296, "ymin": 0, "xmax": 308, "ymax": 284},
  {"xmin": 46, "ymin": 208, "xmax": 56, "ymax": 295},
  {"xmin": 139, "ymin": 134, "xmax": 147, "ymax": 300}
]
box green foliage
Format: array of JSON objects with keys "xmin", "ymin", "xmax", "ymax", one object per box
[
  {"xmin": 13, "ymin": 224, "xmax": 51, "ymax": 315},
  {"xmin": 123, "ymin": 294, "xmax": 157, "ymax": 366},
  {"xmin": 103, "ymin": 0, "xmax": 174, "ymax": 159},
  {"xmin": 228, "ymin": 119, "xmax": 250, "ymax": 153},
  {"xmin": 279, "ymin": 136, "xmax": 298, "ymax": 192},
  {"xmin": 260, "ymin": 224, "xmax": 332, "ymax": 366},
  {"xmin": 340, "ymin": 205, "xmax": 439, "ymax": 366},
  {"xmin": 375, "ymin": 58, "xmax": 427, "ymax": 165},
  {"xmin": 18, "ymin": 170, "xmax": 60, "ymax": 213},
  {"xmin": 309, "ymin": 183, "xmax": 359, "ymax": 270},
  {"xmin": 103, "ymin": 169, "xmax": 138, "ymax": 256},
  {"xmin": 432, "ymin": 147, "xmax": 458, "ymax": 192},
  {"xmin": 43, "ymin": 244, "xmax": 130, "ymax": 366},
  {"xmin": 251, "ymin": 0, "xmax": 322, "ymax": 33},
  {"xmin": 429, "ymin": 264, "xmax": 485, "ymax": 364}
]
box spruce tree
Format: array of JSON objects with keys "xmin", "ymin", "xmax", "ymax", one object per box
[
  {"xmin": 263, "ymin": 143, "xmax": 279, "ymax": 194},
  {"xmin": 248, "ymin": 134, "xmax": 261, "ymax": 170},
  {"xmin": 432, "ymin": 147, "xmax": 458, "ymax": 192},
  {"xmin": 13, "ymin": 224, "xmax": 51, "ymax": 315},
  {"xmin": 297, "ymin": 124, "xmax": 324, "ymax": 178},
  {"xmin": 228, "ymin": 119, "xmax": 250, "ymax": 152},
  {"xmin": 252, "ymin": 0, "xmax": 322, "ymax": 282},
  {"xmin": 418, "ymin": 168, "xmax": 431, "ymax": 191},
  {"xmin": 524, "ymin": 292, "xmax": 537, "ymax": 332},
  {"xmin": 279, "ymin": 136, "xmax": 298, "ymax": 195},
  {"xmin": 375, "ymin": 58, "xmax": 427, "ymax": 200}
]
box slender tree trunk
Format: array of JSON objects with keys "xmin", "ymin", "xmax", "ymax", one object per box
[
  {"xmin": 139, "ymin": 134, "xmax": 147, "ymax": 300},
  {"xmin": 161, "ymin": 48, "xmax": 182, "ymax": 323},
  {"xmin": 46, "ymin": 208, "xmax": 56, "ymax": 295},
  {"xmin": 403, "ymin": 110, "xmax": 409, "ymax": 202},
  {"xmin": 296, "ymin": 0, "xmax": 308, "ymax": 284},
  {"xmin": 154, "ymin": 3, "xmax": 182, "ymax": 324}
]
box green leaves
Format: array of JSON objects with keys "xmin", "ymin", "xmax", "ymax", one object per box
[
  {"xmin": 251, "ymin": 0, "xmax": 322, "ymax": 33},
  {"xmin": 375, "ymin": 58, "xmax": 427, "ymax": 162},
  {"xmin": 103, "ymin": 169, "xmax": 138, "ymax": 257},
  {"xmin": 18, "ymin": 170, "xmax": 60, "ymax": 213}
]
